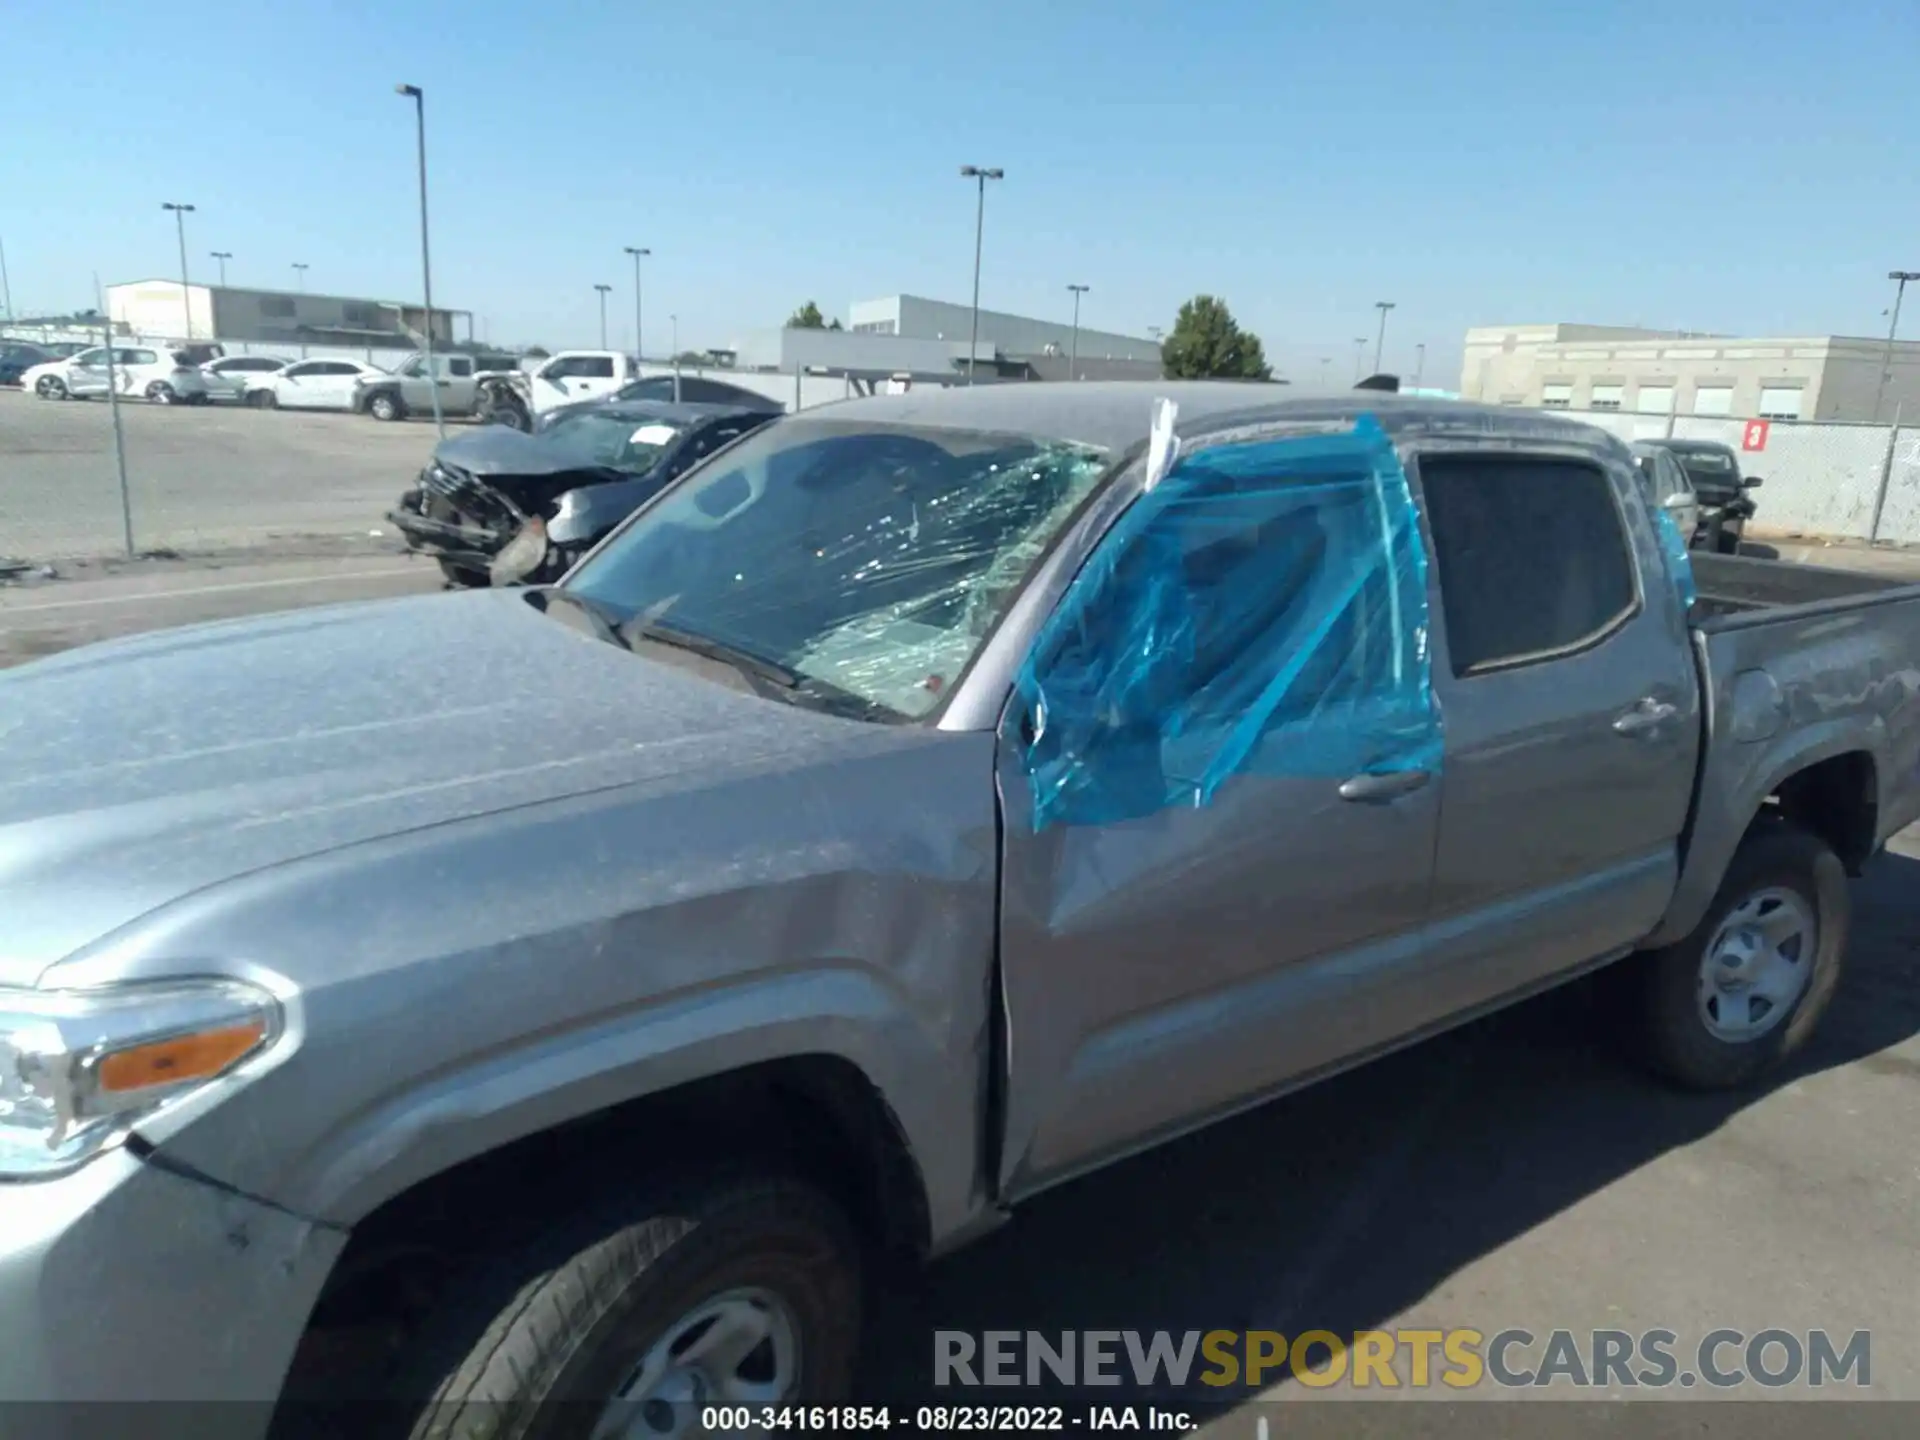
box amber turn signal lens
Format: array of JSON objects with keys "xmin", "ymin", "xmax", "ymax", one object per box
[{"xmin": 96, "ymin": 1020, "xmax": 269, "ymax": 1094}]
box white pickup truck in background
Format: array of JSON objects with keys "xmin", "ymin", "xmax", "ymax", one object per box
[
  {"xmin": 474, "ymin": 350, "xmax": 647, "ymax": 429},
  {"xmin": 352, "ymin": 350, "xmax": 639, "ymax": 425}
]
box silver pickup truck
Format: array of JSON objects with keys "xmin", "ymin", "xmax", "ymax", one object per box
[{"xmin": 2, "ymin": 385, "xmax": 1917, "ymax": 1433}]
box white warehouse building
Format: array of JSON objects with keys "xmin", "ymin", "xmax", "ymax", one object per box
[
  {"xmin": 848, "ymin": 294, "xmax": 1161, "ymax": 377},
  {"xmin": 1461, "ymin": 323, "xmax": 1920, "ymax": 424},
  {"xmin": 105, "ymin": 279, "xmax": 462, "ymax": 354}
]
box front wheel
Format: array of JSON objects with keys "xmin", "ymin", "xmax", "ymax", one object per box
[
  {"xmin": 1636, "ymin": 823, "xmax": 1850, "ymax": 1090},
  {"xmin": 436, "ymin": 558, "xmax": 489, "ymax": 589},
  {"xmin": 146, "ymin": 382, "xmax": 176, "ymax": 405},
  {"xmin": 251, "ymin": 388, "xmax": 278, "ymax": 409},
  {"xmin": 36, "ymin": 375, "xmax": 68, "ymax": 400},
  {"xmin": 391, "ymin": 1175, "xmax": 861, "ymax": 1439},
  {"xmin": 369, "ymin": 392, "xmax": 404, "ymax": 422}
]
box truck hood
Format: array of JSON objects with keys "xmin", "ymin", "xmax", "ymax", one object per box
[{"xmin": 0, "ymin": 589, "xmax": 878, "ymax": 981}]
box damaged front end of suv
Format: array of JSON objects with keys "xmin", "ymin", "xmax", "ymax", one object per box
[{"xmin": 389, "ymin": 401, "xmax": 779, "ymax": 588}]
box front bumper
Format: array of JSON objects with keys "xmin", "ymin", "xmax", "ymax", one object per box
[
  {"xmin": 0, "ymin": 1147, "xmax": 344, "ymax": 1421},
  {"xmin": 388, "ymin": 501, "xmax": 509, "ymax": 572}
]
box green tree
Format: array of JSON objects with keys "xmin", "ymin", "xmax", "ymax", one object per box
[
  {"xmin": 786, "ymin": 301, "xmax": 827, "ymax": 329},
  {"xmin": 1160, "ymin": 295, "xmax": 1272, "ymax": 381}
]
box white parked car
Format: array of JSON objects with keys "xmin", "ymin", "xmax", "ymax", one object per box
[
  {"xmin": 245, "ymin": 358, "xmax": 388, "ymax": 411},
  {"xmin": 23, "ymin": 345, "xmax": 213, "ymax": 405},
  {"xmin": 202, "ymin": 354, "xmax": 291, "ymax": 402}
]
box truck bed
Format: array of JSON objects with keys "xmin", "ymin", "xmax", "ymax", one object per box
[
  {"xmin": 1653, "ymin": 547, "xmax": 1920, "ymax": 947},
  {"xmin": 1690, "ymin": 550, "xmax": 1913, "ymax": 623}
]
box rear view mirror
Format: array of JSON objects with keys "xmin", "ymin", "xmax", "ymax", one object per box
[{"xmin": 1743, "ymin": 476, "xmax": 1764, "ymax": 489}]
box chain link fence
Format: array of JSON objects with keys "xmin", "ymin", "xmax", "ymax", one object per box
[
  {"xmin": 9, "ymin": 341, "xmax": 1920, "ymax": 565},
  {"xmin": 0, "ymin": 337, "xmax": 875, "ymax": 566},
  {"xmin": 1515, "ymin": 407, "xmax": 1920, "ymax": 545}
]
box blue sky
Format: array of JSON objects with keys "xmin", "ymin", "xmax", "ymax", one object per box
[{"xmin": 2, "ymin": 0, "xmax": 1915, "ymax": 385}]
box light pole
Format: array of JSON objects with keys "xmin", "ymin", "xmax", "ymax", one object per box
[
  {"xmin": 593, "ymin": 283, "xmax": 612, "ymax": 349},
  {"xmin": 1372, "ymin": 301, "xmax": 1395, "ymax": 375},
  {"xmin": 1319, "ymin": 357, "xmax": 1331, "ymax": 386},
  {"xmin": 161, "ymin": 202, "xmax": 195, "ymax": 338},
  {"xmin": 624, "ymin": 246, "xmax": 649, "ymax": 361},
  {"xmin": 210, "ymin": 251, "xmax": 232, "ymax": 287},
  {"xmin": 0, "ymin": 233, "xmax": 11, "ymax": 320},
  {"xmin": 292, "ymin": 262, "xmax": 308, "ymax": 291},
  {"xmin": 1413, "ymin": 342, "xmax": 1426, "ymax": 388},
  {"xmin": 1874, "ymin": 271, "xmax": 1919, "ymax": 423},
  {"xmin": 1352, "ymin": 337, "xmax": 1368, "ymax": 381},
  {"xmin": 395, "ymin": 83, "xmax": 444, "ymax": 438},
  {"xmin": 958, "ymin": 165, "xmax": 1003, "ymax": 385},
  {"xmin": 1066, "ymin": 284, "xmax": 1089, "ymax": 381}
]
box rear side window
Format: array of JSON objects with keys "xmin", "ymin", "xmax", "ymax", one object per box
[
  {"xmin": 124, "ymin": 349, "xmax": 159, "ymax": 365},
  {"xmin": 1419, "ymin": 455, "xmax": 1637, "ymax": 676},
  {"xmin": 546, "ymin": 355, "xmax": 616, "ymax": 380}
]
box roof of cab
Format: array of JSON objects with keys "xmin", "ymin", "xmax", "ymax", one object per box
[{"xmin": 805, "ymin": 380, "xmax": 1622, "ymax": 456}]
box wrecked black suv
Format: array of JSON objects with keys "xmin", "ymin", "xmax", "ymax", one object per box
[{"xmin": 390, "ymin": 399, "xmax": 779, "ymax": 587}]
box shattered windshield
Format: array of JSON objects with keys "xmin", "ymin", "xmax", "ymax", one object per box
[
  {"xmin": 563, "ymin": 417, "xmax": 1111, "ymax": 719},
  {"xmin": 539, "ymin": 411, "xmax": 683, "ymax": 476}
]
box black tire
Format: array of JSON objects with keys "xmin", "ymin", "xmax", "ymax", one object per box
[
  {"xmin": 369, "ymin": 392, "xmax": 405, "ymax": 422},
  {"xmin": 1716, "ymin": 529, "xmax": 1741, "ymax": 555},
  {"xmin": 436, "ymin": 558, "xmax": 490, "ymax": 589},
  {"xmin": 146, "ymin": 381, "xmax": 176, "ymax": 405},
  {"xmin": 393, "ymin": 1174, "xmax": 861, "ymax": 1440},
  {"xmin": 485, "ymin": 400, "xmax": 531, "ymax": 432},
  {"xmin": 36, "ymin": 375, "xmax": 68, "ymax": 400},
  {"xmin": 252, "ymin": 388, "xmax": 278, "ymax": 409},
  {"xmin": 1637, "ymin": 823, "xmax": 1849, "ymax": 1090}
]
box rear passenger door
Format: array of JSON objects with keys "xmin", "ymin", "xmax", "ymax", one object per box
[{"xmin": 1414, "ymin": 448, "xmax": 1700, "ymax": 991}]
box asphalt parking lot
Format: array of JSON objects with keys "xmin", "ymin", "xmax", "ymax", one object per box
[
  {"xmin": 2, "ymin": 429, "xmax": 1918, "ymax": 1429},
  {"xmin": 0, "ymin": 384, "xmax": 448, "ymax": 560}
]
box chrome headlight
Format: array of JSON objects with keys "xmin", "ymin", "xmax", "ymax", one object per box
[{"xmin": 0, "ymin": 981, "xmax": 282, "ymax": 1179}]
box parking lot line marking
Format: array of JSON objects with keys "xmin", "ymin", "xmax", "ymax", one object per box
[{"xmin": 0, "ymin": 566, "xmax": 424, "ymax": 614}]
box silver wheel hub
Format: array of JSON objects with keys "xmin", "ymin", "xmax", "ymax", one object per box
[
  {"xmin": 592, "ymin": 1287, "xmax": 799, "ymax": 1439},
  {"xmin": 1697, "ymin": 886, "xmax": 1815, "ymax": 1042}
]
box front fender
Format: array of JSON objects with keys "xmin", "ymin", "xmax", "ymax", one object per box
[
  {"xmin": 353, "ymin": 381, "xmax": 401, "ymax": 414},
  {"xmin": 275, "ymin": 970, "xmax": 961, "ymax": 1230},
  {"xmin": 547, "ymin": 476, "xmax": 667, "ymax": 546},
  {"xmin": 50, "ymin": 730, "xmax": 1003, "ymax": 1254}
]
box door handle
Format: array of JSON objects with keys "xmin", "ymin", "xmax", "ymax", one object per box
[
  {"xmin": 1613, "ymin": 698, "xmax": 1678, "ymax": 735},
  {"xmin": 1338, "ymin": 769, "xmax": 1432, "ymax": 803}
]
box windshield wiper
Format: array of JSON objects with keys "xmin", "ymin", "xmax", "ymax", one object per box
[
  {"xmin": 623, "ymin": 619, "xmax": 803, "ymax": 690},
  {"xmin": 541, "ymin": 589, "xmax": 631, "ymax": 650}
]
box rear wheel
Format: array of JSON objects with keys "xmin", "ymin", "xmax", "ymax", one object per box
[
  {"xmin": 1636, "ymin": 823, "xmax": 1849, "ymax": 1090},
  {"xmin": 146, "ymin": 381, "xmax": 176, "ymax": 405},
  {"xmin": 389, "ymin": 1174, "xmax": 860, "ymax": 1440}
]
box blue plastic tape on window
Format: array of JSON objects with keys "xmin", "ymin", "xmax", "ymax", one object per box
[
  {"xmin": 1651, "ymin": 505, "xmax": 1698, "ymax": 613},
  {"xmin": 1016, "ymin": 414, "xmax": 1440, "ymax": 831}
]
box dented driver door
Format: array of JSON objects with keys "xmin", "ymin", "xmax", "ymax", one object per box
[{"xmin": 992, "ymin": 421, "xmax": 1446, "ymax": 1200}]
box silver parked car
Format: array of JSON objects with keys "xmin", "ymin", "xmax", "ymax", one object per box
[
  {"xmin": 1630, "ymin": 439, "xmax": 1701, "ymax": 543},
  {"xmin": 1, "ymin": 384, "xmax": 1918, "ymax": 1430}
]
